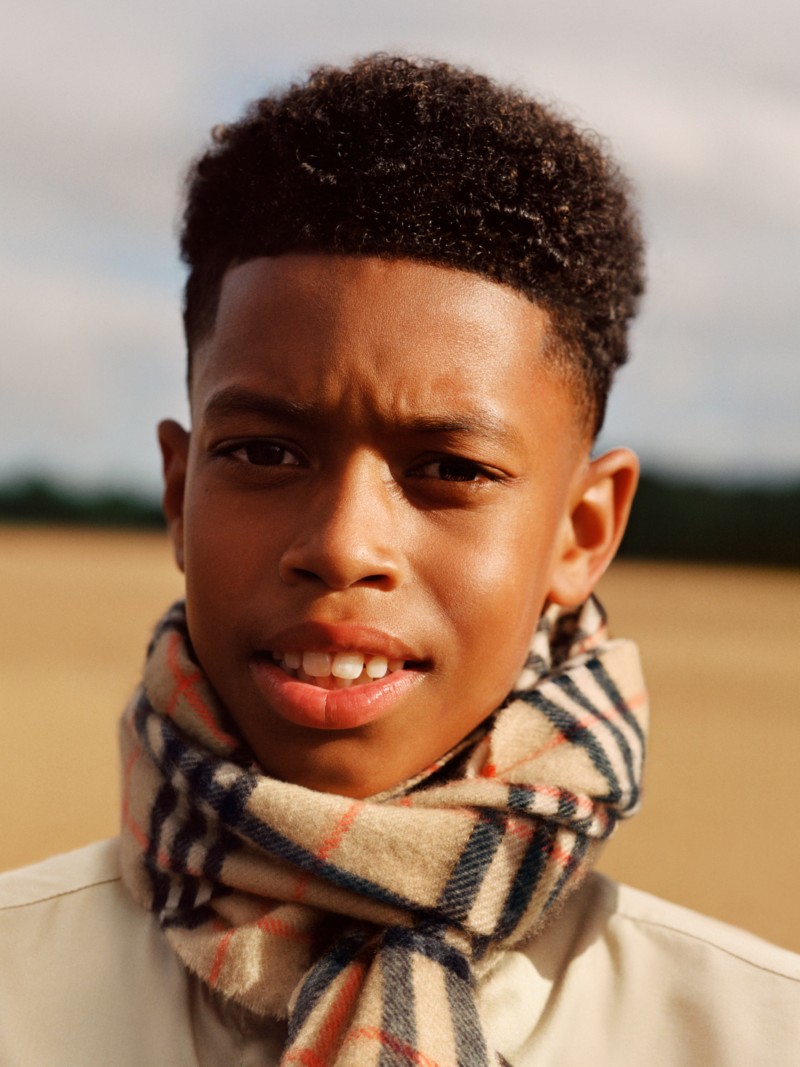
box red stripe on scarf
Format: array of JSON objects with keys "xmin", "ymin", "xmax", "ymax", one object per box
[
  {"xmin": 120, "ymin": 740, "xmax": 148, "ymax": 849},
  {"xmin": 208, "ymin": 927, "xmax": 235, "ymax": 987},
  {"xmin": 165, "ymin": 631, "xmax": 239, "ymax": 749},
  {"xmin": 257, "ymin": 915, "xmax": 314, "ymax": 944},
  {"xmin": 550, "ymin": 842, "xmax": 579, "ymax": 868},
  {"xmin": 284, "ymin": 958, "xmax": 368, "ymax": 1066},
  {"xmin": 485, "ymin": 687, "xmax": 647, "ymax": 780},
  {"xmin": 317, "ymin": 800, "xmax": 364, "ymax": 860},
  {"xmin": 344, "ymin": 1026, "xmax": 445, "ymax": 1066},
  {"xmin": 291, "ymin": 872, "xmax": 312, "ymax": 903},
  {"xmin": 121, "ymin": 740, "xmax": 199, "ymax": 871}
]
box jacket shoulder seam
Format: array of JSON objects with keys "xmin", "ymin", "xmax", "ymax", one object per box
[
  {"xmin": 612, "ymin": 906, "xmax": 800, "ymax": 983},
  {"xmin": 0, "ymin": 874, "xmax": 121, "ymax": 912}
]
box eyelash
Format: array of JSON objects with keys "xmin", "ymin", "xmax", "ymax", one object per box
[
  {"xmin": 218, "ymin": 440, "xmax": 303, "ymax": 468},
  {"xmin": 212, "ymin": 439, "xmax": 500, "ymax": 485},
  {"xmin": 408, "ymin": 457, "xmax": 494, "ymax": 483}
]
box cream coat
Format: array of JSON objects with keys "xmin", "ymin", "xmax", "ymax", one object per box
[{"xmin": 1, "ymin": 840, "xmax": 798, "ymax": 1065}]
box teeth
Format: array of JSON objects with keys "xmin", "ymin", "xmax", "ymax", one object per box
[
  {"xmin": 365, "ymin": 655, "xmax": 388, "ymax": 679},
  {"xmin": 302, "ymin": 652, "xmax": 332, "ymax": 677},
  {"xmin": 331, "ymin": 652, "xmax": 365, "ymax": 679},
  {"xmin": 278, "ymin": 649, "xmax": 406, "ymax": 686}
]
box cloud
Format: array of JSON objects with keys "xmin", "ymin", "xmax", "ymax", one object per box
[
  {"xmin": 2, "ymin": 0, "xmax": 798, "ymax": 488},
  {"xmin": 2, "ymin": 257, "xmax": 186, "ymax": 489}
]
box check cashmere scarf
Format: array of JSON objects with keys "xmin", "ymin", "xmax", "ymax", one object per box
[{"xmin": 120, "ymin": 598, "xmax": 647, "ymax": 1066}]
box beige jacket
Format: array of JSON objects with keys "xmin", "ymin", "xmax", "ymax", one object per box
[{"xmin": 1, "ymin": 840, "xmax": 798, "ymax": 1065}]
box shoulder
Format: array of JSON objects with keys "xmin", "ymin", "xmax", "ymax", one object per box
[
  {"xmin": 0, "ymin": 841, "xmax": 200, "ymax": 1066},
  {"xmin": 481, "ymin": 873, "xmax": 800, "ymax": 1066},
  {"xmin": 0, "ymin": 839, "xmax": 148, "ymax": 965},
  {"xmin": 0, "ymin": 838, "xmax": 121, "ymax": 908},
  {"xmin": 608, "ymin": 876, "xmax": 800, "ymax": 983}
]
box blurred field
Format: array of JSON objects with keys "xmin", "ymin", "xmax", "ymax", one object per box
[{"xmin": 1, "ymin": 526, "xmax": 798, "ymax": 952}]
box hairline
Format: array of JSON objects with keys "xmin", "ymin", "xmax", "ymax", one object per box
[{"xmin": 184, "ymin": 250, "xmax": 598, "ymax": 439}]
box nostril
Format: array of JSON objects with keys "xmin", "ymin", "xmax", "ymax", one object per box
[
  {"xmin": 294, "ymin": 568, "xmax": 322, "ymax": 582},
  {"xmin": 286, "ymin": 567, "xmax": 390, "ymax": 588},
  {"xmin": 279, "ymin": 538, "xmax": 402, "ymax": 589}
]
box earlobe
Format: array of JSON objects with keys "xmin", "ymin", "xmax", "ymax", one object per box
[
  {"xmin": 548, "ymin": 448, "xmax": 639, "ymax": 607},
  {"xmin": 157, "ymin": 419, "xmax": 190, "ymax": 573}
]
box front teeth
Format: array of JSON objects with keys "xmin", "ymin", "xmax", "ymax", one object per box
[
  {"xmin": 275, "ymin": 650, "xmax": 404, "ymax": 686},
  {"xmin": 364, "ymin": 655, "xmax": 389, "ymax": 679},
  {"xmin": 330, "ymin": 652, "xmax": 365, "ymax": 679},
  {"xmin": 303, "ymin": 651, "xmax": 333, "ymax": 677}
]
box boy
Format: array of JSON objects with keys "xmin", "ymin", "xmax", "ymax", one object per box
[{"xmin": 1, "ymin": 55, "xmax": 798, "ymax": 1066}]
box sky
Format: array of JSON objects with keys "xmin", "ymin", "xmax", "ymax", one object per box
[{"xmin": 2, "ymin": 0, "xmax": 798, "ymax": 493}]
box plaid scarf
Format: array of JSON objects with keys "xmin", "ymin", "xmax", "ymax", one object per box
[{"xmin": 120, "ymin": 597, "xmax": 646, "ymax": 1066}]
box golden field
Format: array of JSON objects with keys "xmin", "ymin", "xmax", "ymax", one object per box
[{"xmin": 1, "ymin": 526, "xmax": 798, "ymax": 952}]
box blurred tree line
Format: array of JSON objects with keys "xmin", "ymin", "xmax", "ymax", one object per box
[
  {"xmin": 0, "ymin": 472, "xmax": 798, "ymax": 567},
  {"xmin": 0, "ymin": 477, "xmax": 163, "ymax": 529},
  {"xmin": 620, "ymin": 474, "xmax": 799, "ymax": 567}
]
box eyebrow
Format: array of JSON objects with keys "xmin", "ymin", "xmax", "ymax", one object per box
[
  {"xmin": 203, "ymin": 387, "xmax": 319, "ymax": 426},
  {"xmin": 202, "ymin": 386, "xmax": 522, "ymax": 446}
]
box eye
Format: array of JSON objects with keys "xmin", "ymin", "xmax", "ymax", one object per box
[
  {"xmin": 412, "ymin": 457, "xmax": 489, "ymax": 482},
  {"xmin": 221, "ymin": 440, "xmax": 302, "ymax": 467}
]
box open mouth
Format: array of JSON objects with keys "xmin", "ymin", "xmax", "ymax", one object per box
[
  {"xmin": 251, "ymin": 644, "xmax": 429, "ymax": 730},
  {"xmin": 270, "ymin": 650, "xmax": 408, "ymax": 689}
]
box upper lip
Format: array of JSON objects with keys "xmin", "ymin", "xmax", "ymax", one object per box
[{"xmin": 257, "ymin": 621, "xmax": 425, "ymax": 663}]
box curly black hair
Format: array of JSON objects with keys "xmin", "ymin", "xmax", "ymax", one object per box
[{"xmin": 180, "ymin": 54, "xmax": 645, "ymax": 434}]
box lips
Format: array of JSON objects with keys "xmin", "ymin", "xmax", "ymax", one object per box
[
  {"xmin": 250, "ymin": 622, "xmax": 427, "ymax": 730},
  {"xmin": 264, "ymin": 621, "xmax": 421, "ymax": 662}
]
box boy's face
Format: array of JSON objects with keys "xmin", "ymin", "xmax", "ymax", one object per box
[{"xmin": 161, "ymin": 254, "xmax": 604, "ymax": 797}]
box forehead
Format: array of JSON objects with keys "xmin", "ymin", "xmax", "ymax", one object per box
[{"xmin": 191, "ymin": 254, "xmax": 585, "ymax": 445}]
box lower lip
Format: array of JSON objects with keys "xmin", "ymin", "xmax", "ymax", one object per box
[{"xmin": 249, "ymin": 659, "xmax": 425, "ymax": 730}]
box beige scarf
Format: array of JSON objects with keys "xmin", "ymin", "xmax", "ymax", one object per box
[{"xmin": 120, "ymin": 596, "xmax": 647, "ymax": 1065}]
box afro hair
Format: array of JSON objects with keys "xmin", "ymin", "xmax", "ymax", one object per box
[{"xmin": 180, "ymin": 54, "xmax": 645, "ymax": 433}]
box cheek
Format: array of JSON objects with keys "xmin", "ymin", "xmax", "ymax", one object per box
[
  {"xmin": 429, "ymin": 519, "xmax": 554, "ymax": 669},
  {"xmin": 183, "ymin": 492, "xmax": 264, "ymax": 622},
  {"xmin": 186, "ymin": 481, "xmax": 273, "ymax": 566}
]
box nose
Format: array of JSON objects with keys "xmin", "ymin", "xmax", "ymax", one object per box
[{"xmin": 278, "ymin": 455, "xmax": 405, "ymax": 591}]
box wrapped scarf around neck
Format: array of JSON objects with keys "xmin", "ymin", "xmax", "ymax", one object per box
[{"xmin": 120, "ymin": 597, "xmax": 647, "ymax": 1066}]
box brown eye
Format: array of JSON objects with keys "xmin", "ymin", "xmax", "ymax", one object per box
[
  {"xmin": 231, "ymin": 441, "xmax": 301, "ymax": 466},
  {"xmin": 415, "ymin": 458, "xmax": 485, "ymax": 481}
]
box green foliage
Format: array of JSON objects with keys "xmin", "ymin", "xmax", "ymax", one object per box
[
  {"xmin": 620, "ymin": 474, "xmax": 800, "ymax": 567},
  {"xmin": 0, "ymin": 476, "xmax": 164, "ymax": 529}
]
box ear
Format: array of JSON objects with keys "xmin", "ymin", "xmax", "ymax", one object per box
[
  {"xmin": 157, "ymin": 419, "xmax": 190, "ymax": 573},
  {"xmin": 547, "ymin": 448, "xmax": 639, "ymax": 607}
]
